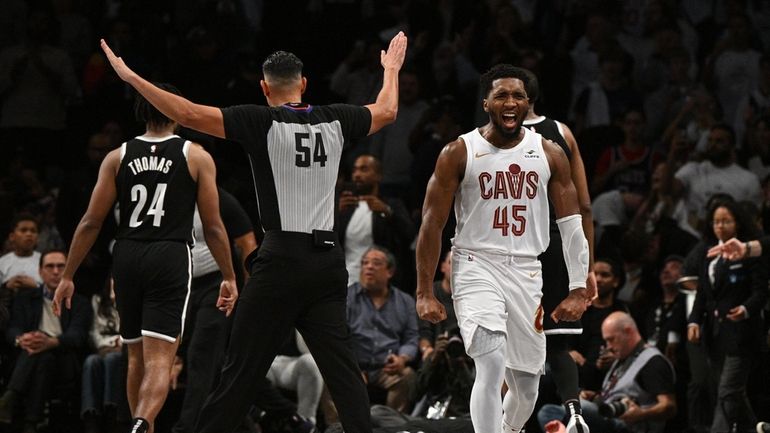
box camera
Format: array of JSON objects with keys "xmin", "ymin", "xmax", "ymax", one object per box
[
  {"xmin": 598, "ymin": 400, "xmax": 629, "ymax": 418},
  {"xmin": 445, "ymin": 328, "xmax": 466, "ymax": 358}
]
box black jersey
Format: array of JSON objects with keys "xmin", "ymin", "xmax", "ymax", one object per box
[
  {"xmin": 115, "ymin": 135, "xmax": 197, "ymax": 243},
  {"xmin": 524, "ymin": 116, "xmax": 572, "ymax": 235},
  {"xmin": 221, "ymin": 103, "xmax": 371, "ymax": 234}
]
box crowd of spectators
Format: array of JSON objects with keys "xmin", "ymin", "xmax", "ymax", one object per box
[{"xmin": 1, "ymin": 0, "xmax": 770, "ymax": 432}]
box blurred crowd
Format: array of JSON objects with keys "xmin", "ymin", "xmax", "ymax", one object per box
[{"xmin": 1, "ymin": 0, "xmax": 770, "ymax": 432}]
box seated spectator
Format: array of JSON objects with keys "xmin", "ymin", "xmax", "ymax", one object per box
[
  {"xmin": 0, "ymin": 250, "xmax": 91, "ymax": 432},
  {"xmin": 337, "ymin": 155, "xmax": 416, "ymax": 292},
  {"xmin": 347, "ymin": 246, "xmax": 418, "ymax": 413},
  {"xmin": 539, "ymin": 312, "xmax": 676, "ymax": 433},
  {"xmin": 266, "ymin": 329, "xmax": 324, "ymax": 427},
  {"xmin": 81, "ymin": 278, "xmax": 125, "ymax": 433},
  {"xmin": 0, "ymin": 214, "xmax": 42, "ymax": 295}
]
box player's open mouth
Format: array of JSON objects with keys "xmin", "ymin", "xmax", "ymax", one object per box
[{"xmin": 502, "ymin": 112, "xmax": 517, "ymax": 128}]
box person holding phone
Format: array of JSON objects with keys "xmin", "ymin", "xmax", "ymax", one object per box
[{"xmin": 337, "ymin": 154, "xmax": 416, "ymax": 290}]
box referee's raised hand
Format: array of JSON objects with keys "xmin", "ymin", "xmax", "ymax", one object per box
[
  {"xmin": 100, "ymin": 38, "xmax": 137, "ymax": 83},
  {"xmin": 380, "ymin": 31, "xmax": 407, "ymax": 71}
]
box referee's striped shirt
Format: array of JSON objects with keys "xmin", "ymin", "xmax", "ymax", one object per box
[{"xmin": 221, "ymin": 102, "xmax": 371, "ymax": 234}]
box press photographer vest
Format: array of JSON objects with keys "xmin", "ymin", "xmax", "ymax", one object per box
[{"xmin": 601, "ymin": 345, "xmax": 673, "ymax": 433}]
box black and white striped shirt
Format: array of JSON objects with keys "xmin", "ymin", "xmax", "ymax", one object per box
[{"xmin": 221, "ymin": 103, "xmax": 371, "ymax": 234}]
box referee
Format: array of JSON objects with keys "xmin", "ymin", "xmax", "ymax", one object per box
[{"xmin": 101, "ymin": 32, "xmax": 407, "ymax": 433}]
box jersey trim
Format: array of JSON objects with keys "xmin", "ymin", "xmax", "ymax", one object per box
[
  {"xmin": 182, "ymin": 140, "xmax": 190, "ymax": 160},
  {"xmin": 120, "ymin": 142, "xmax": 127, "ymax": 161}
]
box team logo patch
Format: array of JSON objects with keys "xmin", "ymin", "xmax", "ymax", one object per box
[
  {"xmin": 534, "ymin": 304, "xmax": 544, "ymax": 333},
  {"xmin": 150, "ymin": 145, "xmax": 157, "ymax": 153},
  {"xmin": 508, "ymin": 163, "xmax": 521, "ymax": 175}
]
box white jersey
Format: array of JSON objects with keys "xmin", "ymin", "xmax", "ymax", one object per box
[{"xmin": 453, "ymin": 127, "xmax": 551, "ymax": 256}]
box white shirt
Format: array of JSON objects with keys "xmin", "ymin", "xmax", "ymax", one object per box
[
  {"xmin": 344, "ymin": 201, "xmax": 373, "ymax": 285},
  {"xmin": 675, "ymin": 160, "xmax": 761, "ymax": 220},
  {"xmin": 0, "ymin": 251, "xmax": 42, "ymax": 285}
]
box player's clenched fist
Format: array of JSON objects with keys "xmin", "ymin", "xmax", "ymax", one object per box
[{"xmin": 416, "ymin": 295, "xmax": 447, "ymax": 323}]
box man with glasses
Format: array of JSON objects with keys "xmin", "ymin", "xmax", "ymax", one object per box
[{"xmin": 0, "ymin": 250, "xmax": 92, "ymax": 432}]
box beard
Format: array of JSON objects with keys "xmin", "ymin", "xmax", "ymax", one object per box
[{"xmin": 492, "ymin": 121, "xmax": 521, "ymax": 140}]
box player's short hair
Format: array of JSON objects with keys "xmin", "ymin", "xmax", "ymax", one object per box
[
  {"xmin": 262, "ymin": 51, "xmax": 303, "ymax": 86},
  {"xmin": 479, "ymin": 64, "xmax": 531, "ymax": 99},
  {"xmin": 134, "ymin": 83, "xmax": 182, "ymax": 128}
]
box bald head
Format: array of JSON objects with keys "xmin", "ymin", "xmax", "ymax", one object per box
[{"xmin": 602, "ymin": 311, "xmax": 642, "ymax": 359}]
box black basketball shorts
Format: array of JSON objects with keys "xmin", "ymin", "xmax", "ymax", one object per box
[
  {"xmin": 112, "ymin": 239, "xmax": 192, "ymax": 343},
  {"xmin": 539, "ymin": 233, "xmax": 582, "ymax": 334}
]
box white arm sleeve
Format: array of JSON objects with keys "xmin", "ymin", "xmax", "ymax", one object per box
[{"xmin": 556, "ymin": 214, "xmax": 589, "ymax": 290}]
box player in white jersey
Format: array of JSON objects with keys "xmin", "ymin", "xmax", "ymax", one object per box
[{"xmin": 416, "ymin": 64, "xmax": 591, "ymax": 433}]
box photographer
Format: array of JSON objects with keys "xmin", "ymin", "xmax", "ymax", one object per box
[
  {"xmin": 538, "ymin": 312, "xmax": 676, "ymax": 433},
  {"xmin": 413, "ymin": 327, "xmax": 474, "ymax": 419}
]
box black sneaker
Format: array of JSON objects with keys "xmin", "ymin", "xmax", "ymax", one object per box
[
  {"xmin": 757, "ymin": 422, "xmax": 770, "ymax": 433},
  {"xmin": 129, "ymin": 417, "xmax": 150, "ymax": 433}
]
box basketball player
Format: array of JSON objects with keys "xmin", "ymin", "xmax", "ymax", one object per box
[
  {"xmin": 416, "ymin": 64, "xmax": 591, "ymax": 433},
  {"xmin": 522, "ymin": 69, "xmax": 596, "ymax": 433},
  {"xmin": 53, "ymin": 84, "xmax": 238, "ymax": 433},
  {"xmin": 100, "ymin": 32, "xmax": 407, "ymax": 433}
]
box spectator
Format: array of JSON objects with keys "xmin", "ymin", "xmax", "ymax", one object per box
[
  {"xmin": 0, "ymin": 6, "xmax": 80, "ymax": 174},
  {"xmin": 591, "ymin": 108, "xmax": 661, "ymax": 196},
  {"xmin": 569, "ymin": 258, "xmax": 629, "ymax": 393},
  {"xmin": 733, "ymin": 55, "xmax": 770, "ymax": 148},
  {"xmin": 539, "ymin": 312, "xmax": 676, "ymax": 433},
  {"xmin": 81, "ymin": 277, "xmax": 125, "ymax": 433},
  {"xmin": 370, "ymin": 69, "xmax": 429, "ymax": 201},
  {"xmin": 0, "ymin": 214, "xmax": 42, "ymax": 294},
  {"xmin": 0, "ymin": 250, "xmax": 91, "ymax": 432},
  {"xmin": 673, "ymin": 124, "xmax": 761, "ymax": 230},
  {"xmin": 572, "ymin": 47, "xmax": 642, "ymax": 135},
  {"xmin": 347, "ymin": 246, "xmax": 418, "ymax": 412},
  {"xmin": 643, "ymin": 255, "xmax": 686, "ymax": 359},
  {"xmin": 337, "ymin": 155, "xmax": 416, "ymax": 292},
  {"xmin": 266, "ymin": 329, "xmax": 324, "ymax": 427}
]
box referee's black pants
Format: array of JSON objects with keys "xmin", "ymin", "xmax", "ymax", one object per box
[{"xmin": 195, "ymin": 231, "xmax": 372, "ymax": 433}]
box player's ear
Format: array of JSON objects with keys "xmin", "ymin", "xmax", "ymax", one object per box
[
  {"xmin": 300, "ymin": 77, "xmax": 307, "ymax": 95},
  {"xmin": 482, "ymin": 98, "xmax": 489, "ymax": 113},
  {"xmin": 260, "ymin": 80, "xmax": 270, "ymax": 97}
]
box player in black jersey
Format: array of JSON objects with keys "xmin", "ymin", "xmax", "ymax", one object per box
[
  {"xmin": 522, "ymin": 70, "xmax": 596, "ymax": 433},
  {"xmin": 53, "ymin": 84, "xmax": 237, "ymax": 433},
  {"xmin": 101, "ymin": 33, "xmax": 407, "ymax": 433}
]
